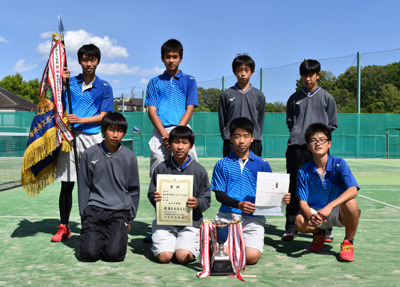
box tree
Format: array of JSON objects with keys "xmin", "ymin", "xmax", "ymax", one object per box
[
  {"xmin": 0, "ymin": 73, "xmax": 40, "ymax": 104},
  {"xmin": 196, "ymin": 87, "xmax": 221, "ymax": 112}
]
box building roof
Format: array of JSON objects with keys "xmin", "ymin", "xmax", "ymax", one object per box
[{"xmin": 0, "ymin": 87, "xmax": 37, "ymax": 111}]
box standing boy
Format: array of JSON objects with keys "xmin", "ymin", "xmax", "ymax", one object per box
[
  {"xmin": 283, "ymin": 59, "xmax": 337, "ymax": 241},
  {"xmin": 78, "ymin": 112, "xmax": 140, "ymax": 262},
  {"xmin": 294, "ymin": 123, "xmax": 359, "ymax": 262},
  {"xmin": 211, "ymin": 117, "xmax": 290, "ymax": 265},
  {"xmin": 145, "ymin": 39, "xmax": 198, "ymax": 178},
  {"xmin": 148, "ymin": 126, "xmax": 211, "ymax": 264},
  {"xmin": 218, "ymin": 54, "xmax": 265, "ymax": 157},
  {"xmin": 52, "ymin": 44, "xmax": 114, "ymax": 242}
]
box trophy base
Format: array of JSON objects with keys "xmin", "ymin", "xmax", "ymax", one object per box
[{"xmin": 210, "ymin": 255, "xmax": 234, "ymax": 276}]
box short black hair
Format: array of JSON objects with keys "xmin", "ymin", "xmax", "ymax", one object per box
[
  {"xmin": 101, "ymin": 112, "xmax": 128, "ymax": 135},
  {"xmin": 299, "ymin": 59, "xmax": 321, "ymax": 75},
  {"xmin": 229, "ymin": 117, "xmax": 254, "ymax": 135},
  {"xmin": 161, "ymin": 39, "xmax": 183, "ymax": 59},
  {"xmin": 305, "ymin": 123, "xmax": 331, "ymax": 143},
  {"xmin": 232, "ymin": 54, "xmax": 255, "ymax": 73},
  {"xmin": 77, "ymin": 44, "xmax": 101, "ymax": 63},
  {"xmin": 168, "ymin": 126, "xmax": 195, "ymax": 146}
]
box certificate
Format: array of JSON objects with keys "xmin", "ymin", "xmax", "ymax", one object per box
[
  {"xmin": 156, "ymin": 174, "xmax": 193, "ymax": 226},
  {"xmin": 253, "ymin": 172, "xmax": 290, "ymax": 216}
]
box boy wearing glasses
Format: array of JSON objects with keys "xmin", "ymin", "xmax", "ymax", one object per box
[
  {"xmin": 294, "ymin": 123, "xmax": 360, "ymax": 262},
  {"xmin": 283, "ymin": 60, "xmax": 337, "ymax": 241}
]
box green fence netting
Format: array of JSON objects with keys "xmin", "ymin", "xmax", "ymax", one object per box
[{"xmin": 1, "ymin": 112, "xmax": 400, "ymax": 159}]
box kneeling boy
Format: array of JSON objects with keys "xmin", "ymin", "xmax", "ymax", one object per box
[
  {"xmin": 211, "ymin": 117, "xmax": 290, "ymax": 265},
  {"xmin": 294, "ymin": 123, "xmax": 360, "ymax": 262},
  {"xmin": 78, "ymin": 112, "xmax": 140, "ymax": 262},
  {"xmin": 148, "ymin": 126, "xmax": 211, "ymax": 264}
]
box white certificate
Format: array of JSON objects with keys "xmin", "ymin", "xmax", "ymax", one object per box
[
  {"xmin": 253, "ymin": 172, "xmax": 290, "ymax": 216},
  {"xmin": 156, "ymin": 174, "xmax": 193, "ymax": 226}
]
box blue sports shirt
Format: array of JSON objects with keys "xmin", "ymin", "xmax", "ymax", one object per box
[
  {"xmin": 65, "ymin": 74, "xmax": 114, "ymax": 134},
  {"xmin": 296, "ymin": 156, "xmax": 359, "ymax": 209},
  {"xmin": 145, "ymin": 71, "xmax": 198, "ymax": 128},
  {"xmin": 210, "ymin": 151, "xmax": 272, "ymax": 214}
]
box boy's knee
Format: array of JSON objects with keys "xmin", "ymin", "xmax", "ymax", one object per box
[
  {"xmin": 175, "ymin": 249, "xmax": 195, "ymax": 265},
  {"xmin": 156, "ymin": 252, "xmax": 173, "ymax": 263},
  {"xmin": 294, "ymin": 214, "xmax": 307, "ymax": 233},
  {"xmin": 80, "ymin": 245, "xmax": 101, "ymax": 262},
  {"xmin": 246, "ymin": 247, "xmax": 262, "ymax": 265},
  {"xmin": 103, "ymin": 245, "xmax": 126, "ymax": 262},
  {"xmin": 344, "ymin": 198, "xmax": 358, "ymax": 210}
]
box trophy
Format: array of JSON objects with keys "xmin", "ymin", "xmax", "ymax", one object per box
[{"xmin": 210, "ymin": 221, "xmax": 234, "ymax": 276}]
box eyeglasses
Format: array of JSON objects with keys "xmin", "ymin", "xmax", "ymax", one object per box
[{"xmin": 308, "ymin": 138, "xmax": 329, "ymax": 145}]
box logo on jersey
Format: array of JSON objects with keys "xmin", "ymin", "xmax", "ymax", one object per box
[{"xmin": 91, "ymin": 159, "xmax": 99, "ymax": 164}]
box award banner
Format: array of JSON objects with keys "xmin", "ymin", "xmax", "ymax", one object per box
[
  {"xmin": 156, "ymin": 174, "xmax": 193, "ymax": 226},
  {"xmin": 253, "ymin": 172, "xmax": 290, "ymax": 216}
]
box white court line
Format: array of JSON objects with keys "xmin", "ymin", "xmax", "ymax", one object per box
[
  {"xmin": 358, "ymin": 194, "xmax": 400, "ymax": 210},
  {"xmin": 348, "ymin": 159, "xmax": 400, "ymax": 169},
  {"xmin": 361, "ymin": 189, "xmax": 400, "ymax": 191}
]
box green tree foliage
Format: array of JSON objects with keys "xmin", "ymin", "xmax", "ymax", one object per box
[
  {"xmin": 0, "ymin": 73, "xmax": 40, "ymax": 104},
  {"xmin": 196, "ymin": 87, "xmax": 221, "ymax": 112},
  {"xmin": 265, "ymin": 101, "xmax": 287, "ymax": 113}
]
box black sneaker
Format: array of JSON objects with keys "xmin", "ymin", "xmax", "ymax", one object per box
[
  {"xmin": 143, "ymin": 234, "xmax": 153, "ymax": 243},
  {"xmin": 324, "ymin": 229, "xmax": 334, "ymax": 243},
  {"xmin": 282, "ymin": 231, "xmax": 298, "ymax": 241}
]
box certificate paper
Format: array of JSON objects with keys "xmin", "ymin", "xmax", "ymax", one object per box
[
  {"xmin": 253, "ymin": 172, "xmax": 290, "ymax": 216},
  {"xmin": 156, "ymin": 174, "xmax": 193, "ymax": 226}
]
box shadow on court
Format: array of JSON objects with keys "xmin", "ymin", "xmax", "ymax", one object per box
[
  {"xmin": 264, "ymin": 223, "xmax": 336, "ymax": 259},
  {"xmin": 10, "ymin": 218, "xmax": 80, "ymax": 238}
]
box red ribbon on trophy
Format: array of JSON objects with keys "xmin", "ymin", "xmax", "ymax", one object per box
[
  {"xmin": 197, "ymin": 220, "xmax": 217, "ymax": 278},
  {"xmin": 228, "ymin": 221, "xmax": 246, "ymax": 281}
]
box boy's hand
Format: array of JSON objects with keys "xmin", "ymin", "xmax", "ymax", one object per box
[
  {"xmin": 63, "ymin": 67, "xmax": 70, "ymax": 85},
  {"xmin": 238, "ymin": 201, "xmax": 256, "ymax": 214},
  {"xmin": 162, "ymin": 132, "xmax": 170, "ymax": 150},
  {"xmin": 317, "ymin": 205, "xmax": 332, "ymax": 220},
  {"xmin": 186, "ymin": 197, "xmax": 198, "ymax": 209},
  {"xmin": 154, "ymin": 191, "xmax": 162, "ymax": 202},
  {"xmin": 309, "ymin": 213, "xmax": 325, "ymax": 228},
  {"xmin": 282, "ymin": 193, "xmax": 291, "ymax": 205},
  {"xmin": 67, "ymin": 114, "xmax": 83, "ymax": 124}
]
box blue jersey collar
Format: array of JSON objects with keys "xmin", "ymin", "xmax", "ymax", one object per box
[
  {"xmin": 171, "ymin": 155, "xmax": 192, "ymax": 170},
  {"xmin": 234, "ymin": 83, "xmax": 252, "ymax": 93},
  {"xmin": 311, "ymin": 155, "xmax": 332, "ymax": 173},
  {"xmin": 101, "ymin": 141, "xmax": 121, "ymax": 155},
  {"xmin": 76, "ymin": 74, "xmax": 100, "ymax": 88},
  {"xmin": 227, "ymin": 150, "xmax": 256, "ymax": 161},
  {"xmin": 302, "ymin": 86, "xmax": 320, "ymax": 96},
  {"xmin": 162, "ymin": 70, "xmax": 182, "ymax": 79}
]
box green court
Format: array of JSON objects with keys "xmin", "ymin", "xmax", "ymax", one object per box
[{"xmin": 0, "ymin": 158, "xmax": 399, "ymax": 286}]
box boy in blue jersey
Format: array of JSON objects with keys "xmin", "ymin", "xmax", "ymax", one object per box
[
  {"xmin": 145, "ymin": 39, "xmax": 198, "ymax": 178},
  {"xmin": 52, "ymin": 44, "xmax": 114, "ymax": 242},
  {"xmin": 219, "ymin": 54, "xmax": 265, "ymax": 157},
  {"xmin": 148, "ymin": 126, "xmax": 211, "ymax": 264},
  {"xmin": 211, "ymin": 117, "xmax": 291, "ymax": 265},
  {"xmin": 78, "ymin": 113, "xmax": 140, "ymax": 262},
  {"xmin": 294, "ymin": 123, "xmax": 360, "ymax": 262}
]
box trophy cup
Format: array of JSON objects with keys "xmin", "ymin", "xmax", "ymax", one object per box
[{"xmin": 210, "ymin": 221, "xmax": 234, "ymax": 276}]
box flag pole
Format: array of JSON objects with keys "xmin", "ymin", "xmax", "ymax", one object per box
[{"xmin": 58, "ymin": 15, "xmax": 79, "ymax": 179}]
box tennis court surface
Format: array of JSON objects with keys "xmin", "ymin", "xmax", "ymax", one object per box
[{"xmin": 0, "ymin": 158, "xmax": 399, "ymax": 286}]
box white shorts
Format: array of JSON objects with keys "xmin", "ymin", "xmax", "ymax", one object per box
[
  {"xmin": 310, "ymin": 206, "xmax": 345, "ymax": 229},
  {"xmin": 148, "ymin": 125, "xmax": 198, "ymax": 177},
  {"xmin": 151, "ymin": 220, "xmax": 200, "ymax": 258},
  {"xmin": 215, "ymin": 212, "xmax": 266, "ymax": 253},
  {"xmin": 56, "ymin": 131, "xmax": 102, "ymax": 182}
]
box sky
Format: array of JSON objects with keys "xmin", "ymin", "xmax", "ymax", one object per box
[{"xmin": 1, "ymin": 0, "xmax": 400, "ymax": 103}]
